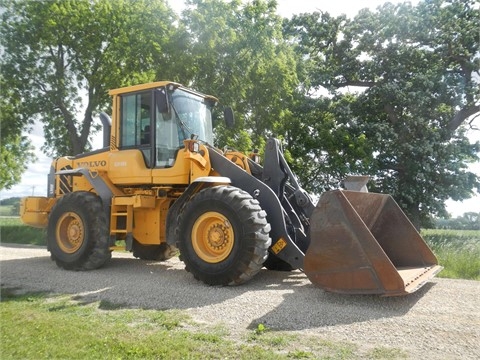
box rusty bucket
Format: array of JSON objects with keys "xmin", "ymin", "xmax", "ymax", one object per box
[{"xmin": 304, "ymin": 190, "xmax": 442, "ymax": 296}]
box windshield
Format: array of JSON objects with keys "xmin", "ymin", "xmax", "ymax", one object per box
[
  {"xmin": 170, "ymin": 89, "xmax": 214, "ymax": 144},
  {"xmin": 154, "ymin": 88, "xmax": 214, "ymax": 167}
]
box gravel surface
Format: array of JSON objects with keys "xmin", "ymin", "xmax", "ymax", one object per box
[{"xmin": 1, "ymin": 244, "xmax": 479, "ymax": 359}]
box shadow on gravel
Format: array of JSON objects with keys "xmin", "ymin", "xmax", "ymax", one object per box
[
  {"xmin": 1, "ymin": 250, "xmax": 437, "ymax": 329},
  {"xmin": 1, "ymin": 254, "xmax": 275, "ymax": 310},
  {"xmin": 247, "ymin": 280, "xmax": 435, "ymax": 330}
]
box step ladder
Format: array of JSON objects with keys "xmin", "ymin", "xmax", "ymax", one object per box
[{"xmin": 109, "ymin": 195, "xmax": 156, "ymax": 251}]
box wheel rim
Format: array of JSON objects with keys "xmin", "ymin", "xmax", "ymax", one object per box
[
  {"xmin": 56, "ymin": 212, "xmax": 85, "ymax": 254},
  {"xmin": 191, "ymin": 211, "xmax": 234, "ymax": 263}
]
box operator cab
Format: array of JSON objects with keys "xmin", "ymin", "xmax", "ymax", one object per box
[{"xmin": 117, "ymin": 83, "xmax": 216, "ymax": 168}]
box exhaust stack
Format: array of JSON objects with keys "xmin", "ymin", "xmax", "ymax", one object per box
[{"xmin": 99, "ymin": 112, "xmax": 111, "ymax": 148}]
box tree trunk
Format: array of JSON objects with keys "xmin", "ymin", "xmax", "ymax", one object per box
[{"xmin": 406, "ymin": 203, "xmax": 422, "ymax": 231}]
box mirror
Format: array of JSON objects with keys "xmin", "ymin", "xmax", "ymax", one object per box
[
  {"xmin": 155, "ymin": 88, "xmax": 170, "ymax": 116},
  {"xmin": 224, "ymin": 107, "xmax": 235, "ymax": 129}
]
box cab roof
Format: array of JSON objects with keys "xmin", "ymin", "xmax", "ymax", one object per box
[{"xmin": 108, "ymin": 81, "xmax": 218, "ymax": 103}]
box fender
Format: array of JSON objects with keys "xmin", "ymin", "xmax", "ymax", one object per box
[
  {"xmin": 207, "ymin": 147, "xmax": 305, "ymax": 270},
  {"xmin": 55, "ymin": 168, "xmax": 122, "ymax": 245}
]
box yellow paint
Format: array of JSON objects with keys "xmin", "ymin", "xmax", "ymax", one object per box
[
  {"xmin": 19, "ymin": 197, "xmax": 56, "ymax": 228},
  {"xmin": 56, "ymin": 212, "xmax": 85, "ymax": 254},
  {"xmin": 191, "ymin": 211, "xmax": 235, "ymax": 263},
  {"xmin": 271, "ymin": 238, "xmax": 287, "ymax": 254}
]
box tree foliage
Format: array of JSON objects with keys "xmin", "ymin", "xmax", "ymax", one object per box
[
  {"xmin": 0, "ymin": 75, "xmax": 36, "ymax": 190},
  {"xmin": 1, "ymin": 0, "xmax": 178, "ymax": 157},
  {"xmin": 435, "ymin": 212, "xmax": 480, "ymax": 230},
  {"xmin": 284, "ymin": 0, "xmax": 480, "ymax": 226},
  {"xmin": 179, "ymin": 0, "xmax": 298, "ymax": 151}
]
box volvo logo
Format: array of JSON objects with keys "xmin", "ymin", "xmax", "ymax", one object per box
[{"xmin": 76, "ymin": 160, "xmax": 107, "ymax": 168}]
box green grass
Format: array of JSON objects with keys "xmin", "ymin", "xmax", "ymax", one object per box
[
  {"xmin": 0, "ymin": 205, "xmax": 16, "ymax": 216},
  {"xmin": 422, "ymin": 229, "xmax": 480, "ymax": 280},
  {"xmin": 0, "ymin": 289, "xmax": 255, "ymax": 360},
  {"xmin": 0, "ymin": 217, "xmax": 46, "ymax": 246},
  {"xmin": 0, "ymin": 289, "xmax": 404, "ymax": 360}
]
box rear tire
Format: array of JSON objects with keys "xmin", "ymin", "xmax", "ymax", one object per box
[
  {"xmin": 47, "ymin": 192, "xmax": 111, "ymax": 270},
  {"xmin": 176, "ymin": 186, "xmax": 271, "ymax": 285}
]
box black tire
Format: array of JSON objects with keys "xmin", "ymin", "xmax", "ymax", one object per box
[
  {"xmin": 176, "ymin": 186, "xmax": 271, "ymax": 285},
  {"xmin": 47, "ymin": 191, "xmax": 111, "ymax": 270},
  {"xmin": 132, "ymin": 241, "xmax": 177, "ymax": 261}
]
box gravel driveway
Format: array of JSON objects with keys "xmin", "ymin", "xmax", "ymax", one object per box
[{"xmin": 1, "ymin": 244, "xmax": 479, "ymax": 359}]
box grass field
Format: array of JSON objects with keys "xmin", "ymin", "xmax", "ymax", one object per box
[
  {"xmin": 0, "ymin": 205, "xmax": 17, "ymax": 216},
  {"xmin": 422, "ymin": 229, "xmax": 480, "ymax": 280},
  {"xmin": 0, "ymin": 288, "xmax": 406, "ymax": 360},
  {"xmin": 0, "ymin": 217, "xmax": 46, "ymax": 246}
]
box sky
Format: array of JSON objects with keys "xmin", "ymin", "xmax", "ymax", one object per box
[{"xmin": 1, "ymin": 0, "xmax": 479, "ymax": 217}]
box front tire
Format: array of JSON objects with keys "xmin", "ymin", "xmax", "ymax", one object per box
[
  {"xmin": 47, "ymin": 192, "xmax": 111, "ymax": 270},
  {"xmin": 176, "ymin": 186, "xmax": 271, "ymax": 285}
]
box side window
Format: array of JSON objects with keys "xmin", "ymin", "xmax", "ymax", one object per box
[{"xmin": 120, "ymin": 91, "xmax": 152, "ymax": 147}]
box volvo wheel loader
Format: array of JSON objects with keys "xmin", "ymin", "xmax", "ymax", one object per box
[{"xmin": 20, "ymin": 81, "xmax": 442, "ymax": 296}]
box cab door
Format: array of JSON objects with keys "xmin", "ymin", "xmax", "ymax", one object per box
[{"xmin": 109, "ymin": 90, "xmax": 153, "ymax": 185}]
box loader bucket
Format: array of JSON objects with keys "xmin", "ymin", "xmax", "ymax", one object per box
[{"xmin": 305, "ymin": 190, "xmax": 442, "ymax": 296}]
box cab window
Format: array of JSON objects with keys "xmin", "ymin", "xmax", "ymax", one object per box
[
  {"xmin": 120, "ymin": 91, "xmax": 152, "ymax": 148},
  {"xmin": 120, "ymin": 91, "xmax": 153, "ymax": 167}
]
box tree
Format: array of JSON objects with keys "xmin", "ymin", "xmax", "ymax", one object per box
[
  {"xmin": 180, "ymin": 0, "xmax": 298, "ymax": 151},
  {"xmin": 0, "ymin": 125, "xmax": 35, "ymax": 191},
  {"xmin": 0, "ymin": 197, "xmax": 21, "ymax": 215},
  {"xmin": 0, "ymin": 75, "xmax": 36, "ymax": 190},
  {"xmin": 284, "ymin": 0, "xmax": 480, "ymax": 227},
  {"xmin": 1, "ymin": 0, "xmax": 179, "ymax": 158},
  {"xmin": 436, "ymin": 212, "xmax": 480, "ymax": 230}
]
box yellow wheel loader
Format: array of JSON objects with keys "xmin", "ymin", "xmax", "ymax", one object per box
[{"xmin": 20, "ymin": 81, "xmax": 442, "ymax": 296}]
